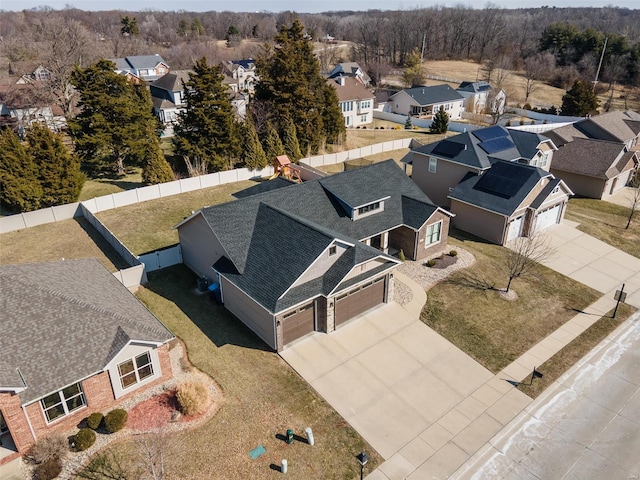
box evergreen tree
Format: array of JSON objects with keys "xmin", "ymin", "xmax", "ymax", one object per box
[
  {"xmin": 27, "ymin": 123, "xmax": 84, "ymax": 207},
  {"xmin": 321, "ymin": 84, "xmax": 345, "ymax": 146},
  {"xmin": 561, "ymin": 80, "xmax": 599, "ymax": 116},
  {"xmin": 241, "ymin": 116, "xmax": 268, "ymax": 169},
  {"xmin": 430, "ymin": 108, "xmax": 449, "ymax": 134},
  {"xmin": 173, "ymin": 57, "xmax": 240, "ymax": 174},
  {"xmin": 262, "ymin": 122, "xmax": 285, "ymax": 164},
  {"xmin": 0, "ymin": 129, "xmax": 42, "ymax": 212},
  {"xmin": 120, "ymin": 16, "xmax": 139, "ymax": 36},
  {"xmin": 142, "ymin": 149, "xmax": 175, "ymax": 184},
  {"xmin": 69, "ymin": 60, "xmax": 162, "ymax": 175},
  {"xmin": 402, "ymin": 48, "xmax": 426, "ymax": 87},
  {"xmin": 282, "ymin": 116, "xmax": 303, "ymax": 161},
  {"xmin": 405, "ymin": 112, "xmax": 413, "ymax": 129},
  {"xmin": 255, "ymin": 18, "xmax": 345, "ymax": 154}
]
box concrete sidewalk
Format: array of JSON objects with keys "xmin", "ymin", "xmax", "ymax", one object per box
[{"xmin": 0, "ymin": 458, "xmax": 24, "ymax": 480}]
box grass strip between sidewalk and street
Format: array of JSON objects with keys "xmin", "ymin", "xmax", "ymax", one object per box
[{"xmin": 517, "ymin": 303, "xmax": 637, "ymax": 399}]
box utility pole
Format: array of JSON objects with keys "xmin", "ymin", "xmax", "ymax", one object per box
[
  {"xmin": 420, "ymin": 33, "xmax": 426, "ymax": 64},
  {"xmin": 593, "ymin": 36, "xmax": 608, "ymax": 91}
]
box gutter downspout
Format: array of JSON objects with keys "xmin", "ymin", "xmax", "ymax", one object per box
[{"xmin": 21, "ymin": 404, "xmax": 37, "ymax": 444}]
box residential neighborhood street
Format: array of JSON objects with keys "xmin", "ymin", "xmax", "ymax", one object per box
[{"xmin": 453, "ymin": 310, "xmax": 640, "ymax": 480}]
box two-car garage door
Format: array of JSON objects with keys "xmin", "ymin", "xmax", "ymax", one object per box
[{"xmin": 335, "ymin": 277, "xmax": 385, "ymax": 327}]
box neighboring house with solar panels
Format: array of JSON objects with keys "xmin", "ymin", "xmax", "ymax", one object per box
[
  {"xmin": 175, "ymin": 160, "xmax": 453, "ymax": 351},
  {"xmin": 0, "ymin": 259, "xmax": 174, "ymax": 466},
  {"xmin": 404, "ymin": 125, "xmax": 570, "ymax": 244}
]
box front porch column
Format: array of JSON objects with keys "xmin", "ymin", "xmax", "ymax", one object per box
[
  {"xmin": 381, "ymin": 231, "xmax": 389, "ymax": 253},
  {"xmin": 364, "ymin": 238, "xmax": 371, "ymax": 246}
]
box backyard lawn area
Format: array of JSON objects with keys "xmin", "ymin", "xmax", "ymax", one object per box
[
  {"xmin": 86, "ymin": 265, "xmax": 380, "ymax": 479},
  {"xmin": 79, "ymin": 168, "xmax": 145, "ymax": 202},
  {"xmin": 565, "ymin": 197, "xmax": 640, "ymax": 259},
  {"xmin": 421, "ymin": 230, "xmax": 601, "ymax": 373},
  {"xmin": 96, "ymin": 179, "xmax": 258, "ymax": 255},
  {"xmin": 0, "ymin": 217, "xmax": 128, "ymax": 271}
]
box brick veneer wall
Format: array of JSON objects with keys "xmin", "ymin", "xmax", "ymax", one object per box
[{"xmin": 0, "ymin": 343, "xmax": 173, "ymax": 463}]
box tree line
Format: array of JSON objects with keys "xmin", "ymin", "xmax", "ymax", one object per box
[{"xmin": 0, "ymin": 19, "xmax": 344, "ymax": 213}]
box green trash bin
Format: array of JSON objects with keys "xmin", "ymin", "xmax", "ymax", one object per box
[{"xmin": 286, "ymin": 429, "xmax": 294, "ymax": 444}]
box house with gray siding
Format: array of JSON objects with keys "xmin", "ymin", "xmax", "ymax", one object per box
[
  {"xmin": 176, "ymin": 160, "xmax": 453, "ymax": 351},
  {"xmin": 0, "ymin": 259, "xmax": 174, "ymax": 466}
]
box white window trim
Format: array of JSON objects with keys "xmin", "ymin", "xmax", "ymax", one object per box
[
  {"xmin": 428, "ymin": 157, "xmax": 437, "ymax": 173},
  {"xmin": 40, "ymin": 383, "xmax": 87, "ymax": 424},
  {"xmin": 117, "ymin": 352, "xmax": 155, "ymax": 390},
  {"xmin": 425, "ymin": 220, "xmax": 443, "ymax": 247}
]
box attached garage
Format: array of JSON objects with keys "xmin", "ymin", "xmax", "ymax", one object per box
[
  {"xmin": 506, "ymin": 215, "xmax": 524, "ymax": 242},
  {"xmin": 536, "ymin": 204, "xmax": 561, "ymax": 231},
  {"xmin": 282, "ymin": 303, "xmax": 315, "ymax": 344},
  {"xmin": 335, "ymin": 277, "xmax": 385, "ymax": 327}
]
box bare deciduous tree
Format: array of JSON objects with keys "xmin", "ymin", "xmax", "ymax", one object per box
[
  {"xmin": 503, "ymin": 232, "xmax": 555, "ymax": 292},
  {"xmin": 626, "ymin": 175, "xmax": 640, "ymax": 230},
  {"xmin": 523, "ymin": 52, "xmax": 555, "ymax": 103}
]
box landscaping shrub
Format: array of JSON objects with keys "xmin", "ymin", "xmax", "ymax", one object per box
[
  {"xmin": 426, "ymin": 259, "xmax": 437, "ymax": 267},
  {"xmin": 86, "ymin": 412, "xmax": 104, "ymax": 430},
  {"xmin": 34, "ymin": 457, "xmax": 62, "ymax": 480},
  {"xmin": 398, "ymin": 249, "xmax": 406, "ymax": 261},
  {"xmin": 519, "ymin": 119, "xmax": 525, "ymax": 125},
  {"xmin": 523, "ymin": 103, "xmax": 532, "ymax": 110},
  {"xmin": 505, "ymin": 120, "xmax": 512, "ymax": 126},
  {"xmin": 449, "ymin": 250, "xmax": 458, "ymax": 257},
  {"xmin": 25, "ymin": 434, "xmax": 68, "ymax": 464},
  {"xmin": 176, "ymin": 381, "xmax": 209, "ymax": 416},
  {"xmin": 104, "ymin": 408, "xmax": 128, "ymax": 433},
  {"xmin": 74, "ymin": 428, "xmax": 96, "ymax": 451}
]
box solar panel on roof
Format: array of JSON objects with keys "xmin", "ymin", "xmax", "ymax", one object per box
[
  {"xmin": 432, "ymin": 140, "xmax": 465, "ymax": 158},
  {"xmin": 474, "ymin": 170, "xmax": 522, "ymax": 198},
  {"xmin": 478, "ymin": 137, "xmax": 516, "ymax": 154},
  {"xmin": 472, "ymin": 125, "xmax": 509, "ymax": 142}
]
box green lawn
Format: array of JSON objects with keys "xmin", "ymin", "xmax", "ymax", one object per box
[
  {"xmin": 421, "ymin": 230, "xmax": 601, "ymax": 373},
  {"xmin": 79, "ymin": 169, "xmax": 145, "ymax": 202},
  {"xmin": 518, "ymin": 303, "xmax": 636, "ymax": 398},
  {"xmin": 95, "ymin": 180, "xmax": 259, "ymax": 255},
  {"xmin": 0, "ymin": 217, "xmax": 129, "ymax": 271},
  {"xmin": 565, "ymin": 197, "xmax": 640, "ymax": 258},
  {"xmin": 84, "ymin": 265, "xmax": 381, "ymax": 479}
]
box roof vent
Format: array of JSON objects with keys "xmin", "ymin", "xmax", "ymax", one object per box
[{"xmin": 464, "ymin": 144, "xmax": 467, "ymax": 150}]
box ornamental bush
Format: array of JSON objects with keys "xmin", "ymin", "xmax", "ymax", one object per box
[
  {"xmin": 176, "ymin": 381, "xmax": 209, "ymax": 416},
  {"xmin": 104, "ymin": 408, "xmax": 128, "ymax": 433},
  {"xmin": 24, "ymin": 434, "xmax": 68, "ymax": 464},
  {"xmin": 74, "ymin": 428, "xmax": 96, "ymax": 451},
  {"xmin": 34, "ymin": 457, "xmax": 62, "ymax": 480},
  {"xmin": 449, "ymin": 250, "xmax": 458, "ymax": 257},
  {"xmin": 86, "ymin": 412, "xmax": 104, "ymax": 430}
]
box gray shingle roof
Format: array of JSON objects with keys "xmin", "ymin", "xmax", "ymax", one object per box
[
  {"xmin": 457, "ymin": 81, "xmax": 492, "ymax": 93},
  {"xmin": 413, "ymin": 126, "xmax": 550, "ymax": 169},
  {"xmin": 191, "ymin": 161, "xmax": 445, "ymax": 313},
  {"xmin": 151, "ymin": 70, "xmax": 190, "ymax": 92},
  {"xmin": 392, "ymin": 84, "xmax": 464, "ymax": 106},
  {"xmin": 547, "ymin": 110, "xmax": 640, "ymax": 146},
  {"xmin": 0, "ymin": 259, "xmax": 173, "ymax": 404},
  {"xmin": 449, "ymin": 161, "xmax": 550, "ymax": 216},
  {"xmin": 551, "ymin": 138, "xmax": 633, "ymax": 179}
]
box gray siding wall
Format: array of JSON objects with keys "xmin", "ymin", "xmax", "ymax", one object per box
[
  {"xmin": 343, "ymin": 258, "xmax": 388, "ymax": 281},
  {"xmin": 413, "ymin": 154, "xmax": 477, "ymax": 207},
  {"xmin": 550, "ymin": 170, "xmax": 606, "ymax": 199},
  {"xmin": 220, "ymin": 277, "xmax": 276, "ymax": 350},
  {"xmin": 451, "ymin": 200, "xmax": 507, "ymax": 244},
  {"xmin": 178, "ymin": 215, "xmax": 226, "ymax": 282},
  {"xmin": 291, "ymin": 242, "xmax": 350, "ymax": 288}
]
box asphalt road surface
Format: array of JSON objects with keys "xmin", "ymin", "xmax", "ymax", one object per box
[{"xmin": 454, "ymin": 311, "xmax": 640, "ymax": 480}]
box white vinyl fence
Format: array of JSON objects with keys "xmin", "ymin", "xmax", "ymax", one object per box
[
  {"xmin": 373, "ymin": 111, "xmax": 483, "ymax": 133},
  {"xmin": 138, "ymin": 245, "xmax": 183, "ymax": 273}
]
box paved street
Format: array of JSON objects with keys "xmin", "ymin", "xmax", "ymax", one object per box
[{"xmin": 453, "ymin": 311, "xmax": 640, "ymax": 479}]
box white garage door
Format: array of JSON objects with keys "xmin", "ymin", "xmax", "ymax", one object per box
[
  {"xmin": 536, "ymin": 204, "xmax": 561, "ymax": 231},
  {"xmin": 507, "ymin": 215, "xmax": 524, "ymax": 241}
]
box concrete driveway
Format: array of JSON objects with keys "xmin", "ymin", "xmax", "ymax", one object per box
[{"xmin": 540, "ymin": 221, "xmax": 640, "ymax": 308}]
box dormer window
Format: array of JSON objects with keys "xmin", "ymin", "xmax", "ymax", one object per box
[{"xmin": 358, "ymin": 202, "xmax": 380, "ymax": 215}]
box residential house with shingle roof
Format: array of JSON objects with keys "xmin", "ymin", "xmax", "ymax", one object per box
[
  {"xmin": 550, "ymin": 137, "xmax": 637, "ymax": 199},
  {"xmin": 0, "ymin": 259, "xmax": 174, "ymax": 465},
  {"xmin": 456, "ymin": 81, "xmax": 506, "ymax": 115},
  {"xmin": 111, "ymin": 54, "xmax": 169, "ymax": 82},
  {"xmin": 546, "ymin": 110, "xmax": 640, "ymax": 151},
  {"xmin": 150, "ymin": 70, "xmax": 190, "ymax": 125},
  {"xmin": 388, "ymin": 84, "xmax": 464, "ymax": 119},
  {"xmin": 327, "ymin": 76, "xmax": 375, "ymax": 127},
  {"xmin": 175, "ymin": 160, "xmax": 453, "ymax": 351},
  {"xmin": 449, "ymin": 161, "xmax": 572, "ymax": 245},
  {"xmin": 220, "ymin": 58, "xmax": 258, "ymax": 94},
  {"xmin": 327, "ymin": 62, "xmax": 371, "ymax": 86}
]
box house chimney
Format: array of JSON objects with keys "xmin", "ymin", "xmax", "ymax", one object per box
[{"xmin": 339, "ymin": 75, "xmax": 346, "ymax": 86}]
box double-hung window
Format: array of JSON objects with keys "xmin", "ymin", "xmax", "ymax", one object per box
[
  {"xmin": 40, "ymin": 383, "xmax": 86, "ymax": 423},
  {"xmin": 428, "ymin": 157, "xmax": 437, "ymax": 173},
  {"xmin": 118, "ymin": 352, "xmax": 154, "ymax": 389},
  {"xmin": 425, "ymin": 221, "xmax": 442, "ymax": 246}
]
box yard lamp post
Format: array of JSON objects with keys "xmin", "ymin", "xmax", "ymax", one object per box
[{"xmin": 356, "ymin": 451, "xmax": 369, "ymax": 480}]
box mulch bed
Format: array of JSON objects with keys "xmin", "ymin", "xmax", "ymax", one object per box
[
  {"xmin": 127, "ymin": 388, "xmax": 213, "ymax": 431},
  {"xmin": 426, "ymin": 255, "xmax": 458, "ymax": 269}
]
